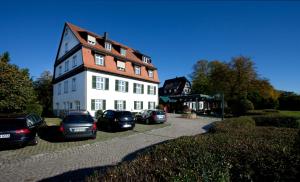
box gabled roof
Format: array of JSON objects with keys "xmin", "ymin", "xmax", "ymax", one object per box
[
  {"xmin": 160, "ymin": 77, "xmax": 191, "ymax": 96},
  {"xmin": 66, "ymin": 22, "xmax": 156, "ymax": 70}
]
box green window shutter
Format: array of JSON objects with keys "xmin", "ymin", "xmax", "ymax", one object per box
[
  {"xmin": 125, "ymin": 82, "xmax": 129, "ymax": 92},
  {"xmin": 115, "ymin": 80, "xmax": 119, "ymax": 91},
  {"xmin": 147, "ymin": 85, "xmax": 150, "ymax": 94},
  {"xmin": 123, "ymin": 101, "xmax": 126, "ymax": 110},
  {"xmin": 105, "ymin": 78, "xmax": 109, "ymax": 90},
  {"xmin": 92, "ymin": 76, "xmax": 96, "ymax": 89},
  {"xmin": 133, "ymin": 83, "xmax": 136, "ymax": 93},
  {"xmin": 141, "ymin": 101, "xmax": 143, "ymax": 109},
  {"xmin": 91, "ymin": 99, "xmax": 95, "ymax": 110},
  {"xmin": 134, "ymin": 101, "xmax": 136, "ymax": 110},
  {"xmin": 141, "ymin": 84, "xmax": 144, "ymax": 94},
  {"xmin": 114, "ymin": 100, "xmax": 117, "ymax": 109},
  {"xmin": 154, "ymin": 86, "xmax": 156, "ymax": 95},
  {"xmin": 148, "ymin": 102, "xmax": 150, "ymax": 109},
  {"xmin": 103, "ymin": 100, "xmax": 106, "ymax": 110}
]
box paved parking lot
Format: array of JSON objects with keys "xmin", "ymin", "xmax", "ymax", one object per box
[{"xmin": 0, "ymin": 114, "xmax": 219, "ymax": 181}]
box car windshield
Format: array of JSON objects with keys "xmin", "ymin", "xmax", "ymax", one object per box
[
  {"xmin": 154, "ymin": 111, "xmax": 165, "ymax": 115},
  {"xmin": 0, "ymin": 118, "xmax": 27, "ymax": 131},
  {"xmin": 63, "ymin": 115, "xmax": 94, "ymax": 123},
  {"xmin": 116, "ymin": 111, "xmax": 132, "ymax": 117}
]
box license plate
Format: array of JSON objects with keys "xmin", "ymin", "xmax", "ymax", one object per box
[
  {"xmin": 0, "ymin": 134, "xmax": 10, "ymax": 138},
  {"xmin": 158, "ymin": 116, "xmax": 164, "ymax": 119},
  {"xmin": 123, "ymin": 124, "xmax": 131, "ymax": 128},
  {"xmin": 70, "ymin": 128, "xmax": 86, "ymax": 132}
]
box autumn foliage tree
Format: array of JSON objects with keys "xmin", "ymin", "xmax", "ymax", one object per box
[{"xmin": 0, "ymin": 52, "xmax": 42, "ymax": 114}]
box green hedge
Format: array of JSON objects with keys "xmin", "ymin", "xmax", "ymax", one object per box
[
  {"xmin": 253, "ymin": 114, "xmax": 300, "ymax": 128},
  {"xmin": 86, "ymin": 117, "xmax": 300, "ymax": 182}
]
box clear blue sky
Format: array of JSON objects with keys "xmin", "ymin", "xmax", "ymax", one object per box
[{"xmin": 1, "ymin": 0, "xmax": 299, "ymax": 93}]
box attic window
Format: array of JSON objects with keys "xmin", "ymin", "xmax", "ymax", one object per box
[
  {"xmin": 117, "ymin": 61, "xmax": 125, "ymax": 71},
  {"xmin": 142, "ymin": 56, "xmax": 150, "ymax": 63},
  {"xmin": 120, "ymin": 48, "xmax": 126, "ymax": 56},
  {"xmin": 148, "ymin": 70, "xmax": 153, "ymax": 78},
  {"xmin": 105, "ymin": 42, "xmax": 112, "ymax": 51},
  {"xmin": 87, "ymin": 35, "xmax": 96, "ymax": 45}
]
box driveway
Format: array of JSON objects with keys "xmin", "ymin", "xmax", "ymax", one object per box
[{"xmin": 0, "ymin": 114, "xmax": 219, "ymax": 181}]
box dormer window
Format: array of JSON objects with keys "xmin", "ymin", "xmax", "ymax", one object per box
[
  {"xmin": 148, "ymin": 70, "xmax": 153, "ymax": 78},
  {"xmin": 105, "ymin": 42, "xmax": 112, "ymax": 51},
  {"xmin": 117, "ymin": 61, "xmax": 125, "ymax": 71},
  {"xmin": 87, "ymin": 35, "xmax": 96, "ymax": 45},
  {"xmin": 135, "ymin": 66, "xmax": 141, "ymax": 75},
  {"xmin": 95, "ymin": 54, "xmax": 104, "ymax": 66},
  {"xmin": 142, "ymin": 56, "xmax": 150, "ymax": 63},
  {"xmin": 120, "ymin": 48, "xmax": 126, "ymax": 56}
]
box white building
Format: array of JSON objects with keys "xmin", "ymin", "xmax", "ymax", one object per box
[{"xmin": 53, "ymin": 23, "xmax": 159, "ymax": 117}]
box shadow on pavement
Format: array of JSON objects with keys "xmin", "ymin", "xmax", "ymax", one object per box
[{"xmin": 38, "ymin": 126, "xmax": 63, "ymax": 143}]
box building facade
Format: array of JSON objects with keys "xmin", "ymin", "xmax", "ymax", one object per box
[{"xmin": 53, "ymin": 23, "xmax": 159, "ymax": 117}]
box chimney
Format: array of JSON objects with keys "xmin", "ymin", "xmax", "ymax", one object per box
[{"xmin": 104, "ymin": 32, "xmax": 108, "ymax": 40}]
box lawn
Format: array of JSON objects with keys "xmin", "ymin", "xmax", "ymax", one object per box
[
  {"xmin": 0, "ymin": 118, "xmax": 170, "ymax": 162},
  {"xmin": 279, "ymin": 110, "xmax": 300, "ymax": 118}
]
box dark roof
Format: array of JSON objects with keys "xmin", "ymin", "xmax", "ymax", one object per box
[{"xmin": 160, "ymin": 77, "xmax": 191, "ymax": 96}]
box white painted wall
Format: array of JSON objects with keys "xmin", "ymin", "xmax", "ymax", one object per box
[
  {"xmin": 55, "ymin": 49, "xmax": 83, "ymax": 78},
  {"xmin": 53, "ymin": 71, "xmax": 87, "ymax": 114},
  {"xmin": 57, "ymin": 26, "xmax": 79, "ymax": 59},
  {"xmin": 86, "ymin": 70, "xmax": 159, "ymax": 116}
]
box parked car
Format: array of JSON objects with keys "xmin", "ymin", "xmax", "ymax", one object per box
[
  {"xmin": 97, "ymin": 110, "xmax": 135, "ymax": 131},
  {"xmin": 135, "ymin": 110, "xmax": 167, "ymax": 124},
  {"xmin": 0, "ymin": 113, "xmax": 45, "ymax": 147},
  {"xmin": 59, "ymin": 111, "xmax": 97, "ymax": 139}
]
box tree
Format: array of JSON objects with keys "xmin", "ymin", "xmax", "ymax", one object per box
[
  {"xmin": 190, "ymin": 60, "xmax": 211, "ymax": 94},
  {"xmin": 0, "ymin": 51, "xmax": 42, "ymax": 114},
  {"xmin": 33, "ymin": 71, "xmax": 53, "ymax": 116}
]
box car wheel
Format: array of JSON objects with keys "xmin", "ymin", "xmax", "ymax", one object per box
[{"xmin": 30, "ymin": 133, "xmax": 39, "ymax": 145}]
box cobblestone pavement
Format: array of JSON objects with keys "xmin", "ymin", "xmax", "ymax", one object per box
[{"xmin": 0, "ymin": 115, "xmax": 220, "ymax": 182}]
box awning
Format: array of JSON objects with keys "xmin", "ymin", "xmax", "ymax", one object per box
[{"xmin": 160, "ymin": 96, "xmax": 176, "ymax": 103}]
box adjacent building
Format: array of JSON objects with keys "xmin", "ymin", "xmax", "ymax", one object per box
[{"xmin": 53, "ymin": 23, "xmax": 159, "ymax": 117}]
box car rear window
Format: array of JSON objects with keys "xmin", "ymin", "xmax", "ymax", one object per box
[
  {"xmin": 63, "ymin": 115, "xmax": 94, "ymax": 123},
  {"xmin": 154, "ymin": 111, "xmax": 165, "ymax": 115},
  {"xmin": 116, "ymin": 111, "xmax": 132, "ymax": 117},
  {"xmin": 0, "ymin": 118, "xmax": 27, "ymax": 131}
]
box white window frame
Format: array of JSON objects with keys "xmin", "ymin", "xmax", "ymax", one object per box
[
  {"xmin": 96, "ymin": 76, "xmax": 105, "ymax": 90},
  {"xmin": 87, "ymin": 35, "xmax": 96, "ymax": 45},
  {"xmin": 117, "ymin": 61, "xmax": 126, "ymax": 71},
  {"xmin": 72, "ymin": 55, "xmax": 77, "ymax": 67},
  {"xmin": 149, "ymin": 85, "xmax": 155, "ymax": 95},
  {"xmin": 75, "ymin": 101, "xmax": 80, "ymax": 110},
  {"xmin": 95, "ymin": 54, "xmax": 104, "ymax": 66},
  {"xmin": 118, "ymin": 80, "xmax": 126, "ymax": 92},
  {"xmin": 65, "ymin": 60, "xmax": 69, "ymax": 72},
  {"xmin": 142, "ymin": 56, "xmax": 149, "ymax": 63},
  {"xmin": 149, "ymin": 102, "xmax": 155, "ymax": 109},
  {"xmin": 94, "ymin": 99, "xmax": 105, "ymax": 110},
  {"xmin": 135, "ymin": 66, "xmax": 141, "ymax": 75},
  {"xmin": 148, "ymin": 70, "xmax": 153, "ymax": 78},
  {"xmin": 136, "ymin": 84, "xmax": 142, "ymax": 94},
  {"xmin": 105, "ymin": 42, "xmax": 112, "ymax": 51},
  {"xmin": 135, "ymin": 101, "xmax": 142, "ymax": 110},
  {"xmin": 64, "ymin": 80, "xmax": 68, "ymax": 93},
  {"xmin": 72, "ymin": 78, "xmax": 76, "ymax": 91},
  {"xmin": 117, "ymin": 100, "xmax": 124, "ymax": 110},
  {"xmin": 120, "ymin": 48, "xmax": 126, "ymax": 56}
]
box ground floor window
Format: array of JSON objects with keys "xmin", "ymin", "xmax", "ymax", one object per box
[
  {"xmin": 91, "ymin": 99, "xmax": 106, "ymax": 110},
  {"xmin": 148, "ymin": 101, "xmax": 155, "ymax": 109},
  {"xmin": 134, "ymin": 101, "xmax": 143, "ymax": 110},
  {"xmin": 75, "ymin": 101, "xmax": 80, "ymax": 110},
  {"xmin": 114, "ymin": 100, "xmax": 126, "ymax": 110}
]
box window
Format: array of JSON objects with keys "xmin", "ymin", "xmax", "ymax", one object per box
[
  {"xmin": 64, "ymin": 80, "xmax": 68, "ymax": 93},
  {"xmin": 75, "ymin": 101, "xmax": 80, "ymax": 110},
  {"xmin": 105, "ymin": 42, "xmax": 112, "ymax": 51},
  {"xmin": 91, "ymin": 99, "xmax": 106, "ymax": 110},
  {"xmin": 117, "ymin": 61, "xmax": 126, "ymax": 71},
  {"xmin": 92, "ymin": 76, "xmax": 109, "ymax": 90},
  {"xmin": 72, "ymin": 78, "xmax": 76, "ymax": 91},
  {"xmin": 69, "ymin": 102, "xmax": 73, "ymax": 110},
  {"xmin": 135, "ymin": 66, "xmax": 141, "ymax": 75},
  {"xmin": 134, "ymin": 101, "xmax": 143, "ymax": 110},
  {"xmin": 72, "ymin": 55, "xmax": 77, "ymax": 67},
  {"xmin": 115, "ymin": 80, "xmax": 128, "ymax": 92},
  {"xmin": 87, "ymin": 35, "xmax": 96, "ymax": 45},
  {"xmin": 65, "ymin": 60, "xmax": 69, "ymax": 72},
  {"xmin": 120, "ymin": 48, "xmax": 126, "ymax": 56},
  {"xmin": 142, "ymin": 56, "xmax": 150, "ymax": 63},
  {"xmin": 95, "ymin": 54, "xmax": 104, "ymax": 66},
  {"xmin": 133, "ymin": 83, "xmax": 144, "ymax": 94},
  {"xmin": 148, "ymin": 102, "xmax": 155, "ymax": 109},
  {"xmin": 59, "ymin": 66, "xmax": 62, "ymax": 76},
  {"xmin": 148, "ymin": 70, "xmax": 153, "ymax": 78},
  {"xmin": 58, "ymin": 83, "xmax": 61, "ymax": 95},
  {"xmin": 114, "ymin": 100, "xmax": 126, "ymax": 110},
  {"xmin": 65, "ymin": 42, "xmax": 68, "ymax": 53},
  {"xmin": 147, "ymin": 85, "xmax": 156, "ymax": 95}
]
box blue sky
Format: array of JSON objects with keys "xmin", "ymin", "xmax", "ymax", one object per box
[{"xmin": 0, "ymin": 0, "xmax": 299, "ymax": 93}]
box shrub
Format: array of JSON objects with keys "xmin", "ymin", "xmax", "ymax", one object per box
[
  {"xmin": 95, "ymin": 110, "xmax": 103, "ymax": 119},
  {"xmin": 25, "ymin": 102, "xmax": 43, "ymax": 116},
  {"xmin": 253, "ymin": 114, "xmax": 300, "ymax": 128},
  {"xmin": 230, "ymin": 99, "xmax": 254, "ymax": 116}
]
